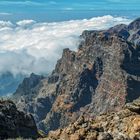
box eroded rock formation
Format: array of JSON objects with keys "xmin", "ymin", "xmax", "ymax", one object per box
[{"xmin": 12, "ymin": 18, "xmax": 140, "ymax": 134}]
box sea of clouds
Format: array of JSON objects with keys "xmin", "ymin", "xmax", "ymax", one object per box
[{"xmin": 0, "ymin": 15, "xmax": 131, "ymax": 76}]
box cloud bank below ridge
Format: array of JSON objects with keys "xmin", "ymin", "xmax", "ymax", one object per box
[{"xmin": 0, "ymin": 15, "xmax": 131, "ymax": 76}]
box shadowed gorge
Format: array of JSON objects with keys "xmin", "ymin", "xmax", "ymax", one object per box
[{"xmin": 126, "ymin": 78, "xmax": 140, "ymax": 102}]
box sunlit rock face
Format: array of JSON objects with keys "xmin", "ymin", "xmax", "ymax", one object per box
[
  {"xmin": 47, "ymin": 98, "xmax": 140, "ymax": 140},
  {"xmin": 12, "ymin": 18, "xmax": 140, "ymax": 134}
]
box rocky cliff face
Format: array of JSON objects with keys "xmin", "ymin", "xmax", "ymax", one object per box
[
  {"xmin": 47, "ymin": 97, "xmax": 140, "ymax": 140},
  {"xmin": 12, "ymin": 18, "xmax": 140, "ymax": 134},
  {"xmin": 0, "ymin": 100, "xmax": 39, "ymax": 139}
]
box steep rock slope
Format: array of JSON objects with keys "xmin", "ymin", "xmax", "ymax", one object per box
[
  {"xmin": 0, "ymin": 100, "xmax": 39, "ymax": 139},
  {"xmin": 12, "ymin": 18, "xmax": 140, "ymax": 134},
  {"xmin": 47, "ymin": 97, "xmax": 140, "ymax": 140},
  {"xmin": 12, "ymin": 73, "xmax": 51, "ymax": 124}
]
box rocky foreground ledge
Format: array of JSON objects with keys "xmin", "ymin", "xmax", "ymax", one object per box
[
  {"xmin": 0, "ymin": 98, "xmax": 139, "ymax": 139},
  {"xmin": 46, "ymin": 98, "xmax": 140, "ymax": 140},
  {"xmin": 0, "ymin": 100, "xmax": 39, "ymax": 139}
]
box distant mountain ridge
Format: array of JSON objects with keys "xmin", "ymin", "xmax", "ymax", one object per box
[
  {"xmin": 12, "ymin": 18, "xmax": 140, "ymax": 135},
  {"xmin": 0, "ymin": 72, "xmax": 24, "ymax": 96}
]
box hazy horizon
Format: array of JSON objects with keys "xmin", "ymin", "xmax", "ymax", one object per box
[{"xmin": 0, "ymin": 0, "xmax": 139, "ymax": 22}]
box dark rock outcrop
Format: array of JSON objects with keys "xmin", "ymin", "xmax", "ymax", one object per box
[
  {"xmin": 13, "ymin": 73, "xmax": 45, "ymax": 100},
  {"xmin": 12, "ymin": 18, "xmax": 140, "ymax": 134},
  {"xmin": 0, "ymin": 100, "xmax": 39, "ymax": 139}
]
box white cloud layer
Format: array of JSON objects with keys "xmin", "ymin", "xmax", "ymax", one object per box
[{"xmin": 0, "ymin": 15, "xmax": 131, "ymax": 76}]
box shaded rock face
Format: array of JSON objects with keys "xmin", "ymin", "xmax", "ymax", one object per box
[
  {"xmin": 47, "ymin": 98, "xmax": 140, "ymax": 140},
  {"xmin": 0, "ymin": 100, "xmax": 39, "ymax": 139},
  {"xmin": 13, "ymin": 73, "xmax": 56, "ymax": 128},
  {"xmin": 13, "ymin": 73, "xmax": 45, "ymax": 100},
  {"xmin": 12, "ymin": 18, "xmax": 140, "ymax": 134}
]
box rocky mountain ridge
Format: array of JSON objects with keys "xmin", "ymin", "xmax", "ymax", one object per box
[{"xmin": 12, "ymin": 18, "xmax": 140, "ymax": 134}]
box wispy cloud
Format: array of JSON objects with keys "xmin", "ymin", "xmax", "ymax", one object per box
[
  {"xmin": 0, "ymin": 12, "xmax": 12, "ymax": 16},
  {"xmin": 107, "ymin": 0, "xmax": 140, "ymax": 3},
  {"xmin": 107, "ymin": 0, "xmax": 122, "ymax": 3},
  {"xmin": 62, "ymin": 7, "xmax": 74, "ymax": 11},
  {"xmin": 49, "ymin": 1, "xmax": 57, "ymax": 5},
  {"xmin": 0, "ymin": 1, "xmax": 45, "ymax": 6}
]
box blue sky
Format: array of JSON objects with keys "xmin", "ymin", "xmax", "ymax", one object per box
[{"xmin": 0, "ymin": 0, "xmax": 139, "ymax": 21}]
